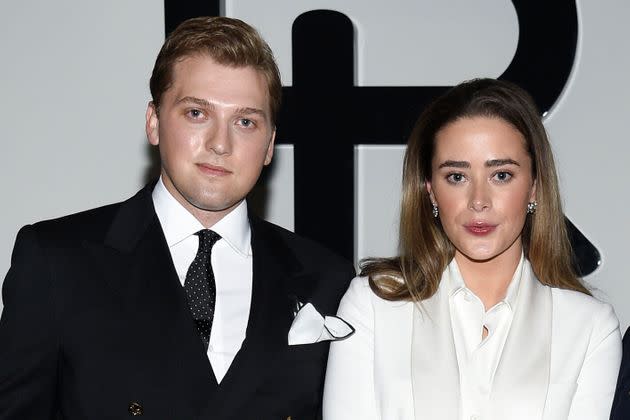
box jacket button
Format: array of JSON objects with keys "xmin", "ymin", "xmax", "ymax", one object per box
[{"xmin": 128, "ymin": 401, "xmax": 143, "ymax": 416}]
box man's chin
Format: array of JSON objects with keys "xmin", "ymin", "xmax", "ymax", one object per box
[{"xmin": 188, "ymin": 197, "xmax": 242, "ymax": 214}]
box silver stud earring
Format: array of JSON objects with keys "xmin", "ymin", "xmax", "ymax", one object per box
[
  {"xmin": 432, "ymin": 203, "xmax": 439, "ymax": 218},
  {"xmin": 527, "ymin": 201, "xmax": 537, "ymax": 214}
]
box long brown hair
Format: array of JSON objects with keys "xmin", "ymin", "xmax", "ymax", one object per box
[{"xmin": 362, "ymin": 78, "xmax": 589, "ymax": 301}]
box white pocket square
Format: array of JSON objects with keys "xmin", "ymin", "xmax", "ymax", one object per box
[{"xmin": 288, "ymin": 303, "xmax": 354, "ymax": 345}]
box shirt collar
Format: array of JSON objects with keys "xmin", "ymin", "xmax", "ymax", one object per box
[
  {"xmin": 152, "ymin": 177, "xmax": 252, "ymax": 257},
  {"xmin": 446, "ymin": 252, "xmax": 525, "ymax": 310}
]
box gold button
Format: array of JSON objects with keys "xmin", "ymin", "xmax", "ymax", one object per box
[{"xmin": 128, "ymin": 401, "xmax": 143, "ymax": 416}]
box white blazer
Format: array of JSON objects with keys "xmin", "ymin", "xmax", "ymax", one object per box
[{"xmin": 323, "ymin": 260, "xmax": 622, "ymax": 420}]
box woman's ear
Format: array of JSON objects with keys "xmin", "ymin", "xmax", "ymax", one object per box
[
  {"xmin": 529, "ymin": 179, "xmax": 537, "ymax": 202},
  {"xmin": 426, "ymin": 180, "xmax": 437, "ymax": 206}
]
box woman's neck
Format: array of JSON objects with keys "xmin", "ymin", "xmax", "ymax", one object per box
[{"xmin": 454, "ymin": 244, "xmax": 522, "ymax": 311}]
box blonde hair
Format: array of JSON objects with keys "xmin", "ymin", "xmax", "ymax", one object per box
[
  {"xmin": 149, "ymin": 16, "xmax": 281, "ymax": 123},
  {"xmin": 362, "ymin": 78, "xmax": 589, "ymax": 301}
]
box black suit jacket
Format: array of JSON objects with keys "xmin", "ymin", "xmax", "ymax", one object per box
[
  {"xmin": 611, "ymin": 327, "xmax": 630, "ymax": 420},
  {"xmin": 0, "ymin": 185, "xmax": 354, "ymax": 419}
]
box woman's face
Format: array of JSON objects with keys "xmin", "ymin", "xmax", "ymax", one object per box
[{"xmin": 426, "ymin": 116, "xmax": 536, "ymax": 265}]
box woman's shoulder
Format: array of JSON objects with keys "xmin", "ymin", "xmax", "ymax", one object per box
[
  {"xmin": 341, "ymin": 276, "xmax": 385, "ymax": 307},
  {"xmin": 551, "ymin": 287, "xmax": 619, "ymax": 331},
  {"xmin": 551, "ymin": 286, "xmax": 614, "ymax": 311},
  {"xmin": 340, "ymin": 275, "xmax": 413, "ymax": 313},
  {"xmin": 339, "ymin": 276, "xmax": 370, "ymax": 304},
  {"xmin": 338, "ymin": 276, "xmax": 371, "ymax": 309}
]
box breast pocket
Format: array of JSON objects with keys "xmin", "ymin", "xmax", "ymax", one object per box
[{"xmin": 544, "ymin": 382, "xmax": 578, "ymax": 420}]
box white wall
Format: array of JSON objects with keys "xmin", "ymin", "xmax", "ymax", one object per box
[
  {"xmin": 0, "ymin": 0, "xmax": 164, "ymax": 284},
  {"xmin": 2, "ymin": 1, "xmax": 629, "ymax": 331}
]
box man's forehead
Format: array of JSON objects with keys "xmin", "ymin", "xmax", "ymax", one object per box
[
  {"xmin": 167, "ymin": 54, "xmax": 271, "ymax": 111},
  {"xmin": 171, "ymin": 53, "xmax": 265, "ymax": 82}
]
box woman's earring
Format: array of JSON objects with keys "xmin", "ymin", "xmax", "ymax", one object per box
[
  {"xmin": 432, "ymin": 203, "xmax": 439, "ymax": 218},
  {"xmin": 527, "ymin": 201, "xmax": 537, "ymax": 214}
]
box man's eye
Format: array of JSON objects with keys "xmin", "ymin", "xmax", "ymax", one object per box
[
  {"xmin": 187, "ymin": 109, "xmax": 203, "ymax": 119},
  {"xmin": 238, "ymin": 118, "xmax": 255, "ymax": 128}
]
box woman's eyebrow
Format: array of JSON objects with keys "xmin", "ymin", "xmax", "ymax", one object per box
[
  {"xmin": 486, "ymin": 158, "xmax": 519, "ymax": 167},
  {"xmin": 438, "ymin": 160, "xmax": 470, "ymax": 169}
]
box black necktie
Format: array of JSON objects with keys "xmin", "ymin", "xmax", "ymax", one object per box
[{"xmin": 184, "ymin": 229, "xmax": 221, "ymax": 350}]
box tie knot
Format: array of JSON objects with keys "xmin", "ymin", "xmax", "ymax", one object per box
[{"xmin": 196, "ymin": 229, "xmax": 221, "ymax": 252}]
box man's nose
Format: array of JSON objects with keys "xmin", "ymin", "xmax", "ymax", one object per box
[{"xmin": 206, "ymin": 122, "xmax": 232, "ymax": 155}]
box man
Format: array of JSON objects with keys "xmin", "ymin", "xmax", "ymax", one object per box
[
  {"xmin": 611, "ymin": 327, "xmax": 630, "ymax": 419},
  {"xmin": 0, "ymin": 17, "xmax": 354, "ymax": 419}
]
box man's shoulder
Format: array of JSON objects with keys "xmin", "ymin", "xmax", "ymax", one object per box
[
  {"xmin": 251, "ymin": 217, "xmax": 351, "ymax": 270},
  {"xmin": 26, "ymin": 203, "xmax": 116, "ymax": 242},
  {"xmin": 26, "ymin": 187, "xmax": 151, "ymax": 244},
  {"xmin": 251, "ymin": 217, "xmax": 355, "ymax": 313}
]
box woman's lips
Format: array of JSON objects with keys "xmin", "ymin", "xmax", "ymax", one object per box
[
  {"xmin": 464, "ymin": 223, "xmax": 497, "ymax": 236},
  {"xmin": 197, "ymin": 163, "xmax": 231, "ymax": 176}
]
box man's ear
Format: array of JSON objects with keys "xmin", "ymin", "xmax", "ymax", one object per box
[
  {"xmin": 146, "ymin": 102, "xmax": 159, "ymax": 146},
  {"xmin": 264, "ymin": 127, "xmax": 276, "ymax": 166}
]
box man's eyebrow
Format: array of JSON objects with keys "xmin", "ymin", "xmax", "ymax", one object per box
[
  {"xmin": 235, "ymin": 107, "xmax": 267, "ymax": 118},
  {"xmin": 176, "ymin": 96, "xmax": 213, "ymax": 108},
  {"xmin": 172, "ymin": 98, "xmax": 266, "ymax": 118},
  {"xmin": 438, "ymin": 160, "xmax": 470, "ymax": 169},
  {"xmin": 486, "ymin": 158, "xmax": 520, "ymax": 167}
]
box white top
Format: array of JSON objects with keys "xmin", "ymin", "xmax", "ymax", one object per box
[
  {"xmin": 152, "ymin": 177, "xmax": 252, "ymax": 383},
  {"xmin": 448, "ymin": 256, "xmax": 521, "ymax": 420},
  {"xmin": 323, "ymin": 258, "xmax": 622, "ymax": 420}
]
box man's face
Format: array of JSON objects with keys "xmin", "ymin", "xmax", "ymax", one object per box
[{"xmin": 146, "ymin": 54, "xmax": 275, "ymax": 227}]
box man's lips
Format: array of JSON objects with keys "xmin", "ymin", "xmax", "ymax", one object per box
[
  {"xmin": 196, "ymin": 163, "xmax": 231, "ymax": 176},
  {"xmin": 464, "ymin": 222, "xmax": 497, "ymax": 235}
]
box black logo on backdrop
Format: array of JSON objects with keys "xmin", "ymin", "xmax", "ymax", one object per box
[{"xmin": 164, "ymin": 0, "xmax": 599, "ymax": 275}]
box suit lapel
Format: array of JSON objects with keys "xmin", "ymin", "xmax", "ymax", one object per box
[
  {"xmin": 85, "ymin": 186, "xmax": 219, "ymax": 412},
  {"xmin": 489, "ymin": 260, "xmax": 551, "ymax": 419},
  {"xmin": 411, "ymin": 267, "xmax": 460, "ymax": 420},
  {"xmin": 200, "ymin": 217, "xmax": 300, "ymax": 419},
  {"xmin": 410, "ymin": 260, "xmax": 552, "ymax": 420},
  {"xmin": 370, "ymin": 297, "xmax": 416, "ymax": 419}
]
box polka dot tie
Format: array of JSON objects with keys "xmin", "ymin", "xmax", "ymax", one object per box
[{"xmin": 184, "ymin": 229, "xmax": 221, "ymax": 351}]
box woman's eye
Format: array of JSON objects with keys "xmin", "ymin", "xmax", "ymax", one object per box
[
  {"xmin": 493, "ymin": 171, "xmax": 513, "ymax": 182},
  {"xmin": 446, "ymin": 173, "xmax": 465, "ymax": 184}
]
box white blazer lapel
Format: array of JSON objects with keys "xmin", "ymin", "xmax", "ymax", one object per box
[
  {"xmin": 412, "ymin": 269, "xmax": 460, "ymax": 419},
  {"xmin": 489, "ymin": 260, "xmax": 552, "ymax": 419},
  {"xmin": 373, "ymin": 297, "xmax": 416, "ymax": 419}
]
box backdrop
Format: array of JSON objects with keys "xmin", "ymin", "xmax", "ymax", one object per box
[{"xmin": 1, "ymin": 0, "xmax": 629, "ymax": 330}]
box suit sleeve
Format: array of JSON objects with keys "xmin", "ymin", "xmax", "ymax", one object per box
[
  {"xmin": 323, "ymin": 277, "xmax": 378, "ymax": 420},
  {"xmin": 0, "ymin": 225, "xmax": 60, "ymax": 419},
  {"xmin": 610, "ymin": 328, "xmax": 630, "ymax": 420},
  {"xmin": 567, "ymin": 302, "xmax": 622, "ymax": 420}
]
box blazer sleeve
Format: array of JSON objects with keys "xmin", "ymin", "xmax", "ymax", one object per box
[
  {"xmin": 567, "ymin": 301, "xmax": 622, "ymax": 420},
  {"xmin": 0, "ymin": 225, "xmax": 60, "ymax": 419},
  {"xmin": 323, "ymin": 277, "xmax": 378, "ymax": 420}
]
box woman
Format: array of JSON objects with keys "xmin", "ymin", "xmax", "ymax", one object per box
[{"xmin": 323, "ymin": 79, "xmax": 622, "ymax": 420}]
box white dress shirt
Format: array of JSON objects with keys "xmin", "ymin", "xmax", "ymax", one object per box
[
  {"xmin": 449, "ymin": 256, "xmax": 523, "ymax": 420},
  {"xmin": 152, "ymin": 177, "xmax": 252, "ymax": 383}
]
